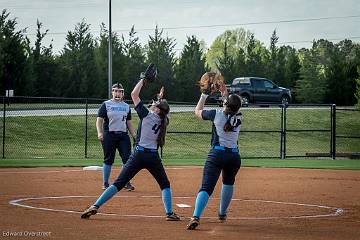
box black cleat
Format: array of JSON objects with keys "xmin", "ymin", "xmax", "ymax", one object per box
[
  {"xmin": 81, "ymin": 205, "xmax": 98, "ymax": 219},
  {"xmin": 218, "ymin": 213, "xmax": 227, "ymax": 221},
  {"xmin": 165, "ymin": 212, "xmax": 181, "ymax": 221},
  {"xmin": 124, "ymin": 182, "xmax": 135, "ymax": 191},
  {"xmin": 187, "ymin": 216, "xmax": 200, "ymax": 230}
]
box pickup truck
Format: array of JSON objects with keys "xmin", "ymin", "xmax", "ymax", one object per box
[{"xmin": 210, "ymin": 77, "xmax": 292, "ymax": 105}]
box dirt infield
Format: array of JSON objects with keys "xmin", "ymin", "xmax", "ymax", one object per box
[{"xmin": 1, "ymin": 166, "xmax": 359, "ymax": 240}]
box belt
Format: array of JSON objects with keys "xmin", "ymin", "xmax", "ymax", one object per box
[
  {"xmin": 212, "ymin": 146, "xmax": 239, "ymax": 153},
  {"xmin": 109, "ymin": 131, "xmax": 127, "ymax": 134},
  {"xmin": 136, "ymin": 146, "xmax": 158, "ymax": 153}
]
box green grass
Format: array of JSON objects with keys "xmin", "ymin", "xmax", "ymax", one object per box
[
  {"xmin": 0, "ymin": 158, "xmax": 359, "ymax": 170},
  {"xmin": 0, "ymin": 107, "xmax": 359, "ymax": 160}
]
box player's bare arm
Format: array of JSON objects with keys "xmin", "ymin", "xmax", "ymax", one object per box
[
  {"xmin": 131, "ymin": 79, "xmax": 144, "ymax": 107},
  {"xmin": 96, "ymin": 117, "xmax": 104, "ymax": 141},
  {"xmin": 195, "ymin": 94, "xmax": 207, "ymax": 119}
]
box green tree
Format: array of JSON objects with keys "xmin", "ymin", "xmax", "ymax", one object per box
[
  {"xmin": 175, "ymin": 35, "xmax": 206, "ymax": 102},
  {"xmin": 216, "ymin": 39, "xmax": 237, "ymax": 83},
  {"xmin": 95, "ymin": 23, "xmax": 128, "ymax": 99},
  {"xmin": 245, "ymin": 33, "xmax": 267, "ymax": 76},
  {"xmin": 233, "ymin": 48, "xmax": 247, "ymax": 79},
  {"xmin": 146, "ymin": 26, "xmax": 176, "ymax": 101},
  {"xmin": 266, "ymin": 30, "xmax": 296, "ymax": 88},
  {"xmin": 94, "ymin": 23, "xmax": 110, "ymax": 98},
  {"xmin": 355, "ymin": 66, "xmax": 360, "ymax": 109},
  {"xmin": 0, "ymin": 9, "xmax": 30, "ymax": 96},
  {"xmin": 30, "ymin": 20, "xmax": 59, "ymax": 97},
  {"xmin": 295, "ymin": 48, "xmax": 327, "ymax": 103},
  {"xmin": 274, "ymin": 46, "xmax": 287, "ymax": 86},
  {"xmin": 325, "ymin": 40, "xmax": 359, "ymax": 105},
  {"xmin": 268, "ymin": 29, "xmax": 279, "ymax": 81},
  {"xmin": 206, "ymin": 28, "xmax": 252, "ymax": 71},
  {"xmin": 121, "ymin": 26, "xmax": 146, "ymax": 97},
  {"xmin": 282, "ymin": 46, "xmax": 300, "ymax": 89},
  {"xmin": 60, "ymin": 19, "xmax": 100, "ymax": 98}
]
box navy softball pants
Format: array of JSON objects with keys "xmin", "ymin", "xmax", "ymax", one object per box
[
  {"xmin": 199, "ymin": 149, "xmax": 241, "ymax": 196},
  {"xmin": 101, "ymin": 132, "xmax": 131, "ymax": 165},
  {"xmin": 112, "ymin": 148, "xmax": 170, "ymax": 191}
]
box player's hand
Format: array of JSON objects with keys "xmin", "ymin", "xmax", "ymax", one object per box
[{"xmin": 97, "ymin": 133, "xmax": 104, "ymax": 141}]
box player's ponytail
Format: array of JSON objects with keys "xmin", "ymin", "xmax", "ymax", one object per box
[
  {"xmin": 158, "ymin": 116, "xmax": 169, "ymax": 147},
  {"xmin": 223, "ymin": 94, "xmax": 242, "ymax": 132},
  {"xmin": 156, "ymin": 100, "xmax": 170, "ymax": 147}
]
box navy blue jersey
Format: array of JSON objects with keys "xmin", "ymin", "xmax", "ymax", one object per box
[
  {"xmin": 202, "ymin": 109, "xmax": 241, "ymax": 148},
  {"xmin": 97, "ymin": 100, "xmax": 131, "ymax": 132},
  {"xmin": 134, "ymin": 101, "xmax": 162, "ymax": 149}
]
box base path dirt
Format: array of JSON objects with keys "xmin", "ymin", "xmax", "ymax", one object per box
[{"xmin": 0, "ymin": 166, "xmax": 359, "ymax": 240}]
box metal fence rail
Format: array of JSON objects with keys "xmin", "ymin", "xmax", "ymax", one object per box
[{"xmin": 1, "ymin": 96, "xmax": 359, "ymax": 159}]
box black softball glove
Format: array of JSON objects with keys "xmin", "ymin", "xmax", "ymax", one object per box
[{"xmin": 140, "ymin": 63, "xmax": 158, "ymax": 84}]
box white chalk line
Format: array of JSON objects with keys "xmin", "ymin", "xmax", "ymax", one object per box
[
  {"xmin": 0, "ymin": 169, "xmax": 84, "ymax": 174},
  {"xmin": 0, "ymin": 166, "xmax": 201, "ymax": 174},
  {"xmin": 2, "ymin": 167, "xmax": 345, "ymax": 219},
  {"xmin": 8, "ymin": 195, "xmax": 344, "ymax": 220}
]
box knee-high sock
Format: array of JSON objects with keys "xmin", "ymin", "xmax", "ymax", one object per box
[
  {"xmin": 94, "ymin": 185, "xmax": 118, "ymax": 207},
  {"xmin": 193, "ymin": 191, "xmax": 209, "ymax": 218},
  {"xmin": 103, "ymin": 164, "xmax": 112, "ymax": 185},
  {"xmin": 219, "ymin": 184, "xmax": 234, "ymax": 216},
  {"xmin": 161, "ymin": 188, "xmax": 173, "ymax": 214}
]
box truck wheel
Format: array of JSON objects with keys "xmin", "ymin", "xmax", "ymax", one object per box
[{"xmin": 281, "ymin": 95, "xmax": 289, "ymax": 104}]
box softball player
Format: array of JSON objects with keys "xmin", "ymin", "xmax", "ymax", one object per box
[
  {"xmin": 81, "ymin": 78, "xmax": 180, "ymax": 221},
  {"xmin": 187, "ymin": 73, "xmax": 243, "ymax": 230},
  {"xmin": 97, "ymin": 83, "xmax": 136, "ymax": 191}
]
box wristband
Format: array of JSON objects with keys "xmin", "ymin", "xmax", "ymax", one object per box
[{"xmin": 201, "ymin": 93, "xmax": 209, "ymax": 99}]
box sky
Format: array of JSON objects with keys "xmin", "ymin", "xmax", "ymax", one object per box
[{"xmin": 2, "ymin": 0, "xmax": 360, "ymax": 55}]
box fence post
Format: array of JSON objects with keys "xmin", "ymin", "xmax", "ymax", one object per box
[
  {"xmin": 2, "ymin": 97, "xmax": 6, "ymax": 159},
  {"xmin": 280, "ymin": 104, "xmax": 284, "ymax": 159},
  {"xmin": 280, "ymin": 104, "xmax": 287, "ymax": 159},
  {"xmin": 331, "ymin": 104, "xmax": 336, "ymax": 159},
  {"xmin": 84, "ymin": 99, "xmax": 88, "ymax": 158},
  {"xmin": 283, "ymin": 104, "xmax": 287, "ymax": 159}
]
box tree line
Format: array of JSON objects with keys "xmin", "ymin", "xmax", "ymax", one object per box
[{"xmin": 1, "ymin": 9, "xmax": 360, "ymax": 106}]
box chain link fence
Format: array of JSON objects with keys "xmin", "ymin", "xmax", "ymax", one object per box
[
  {"xmin": 284, "ymin": 105, "xmax": 333, "ymax": 158},
  {"xmin": 1, "ymin": 96, "xmax": 359, "ymax": 160},
  {"xmin": 335, "ymin": 108, "xmax": 360, "ymax": 158}
]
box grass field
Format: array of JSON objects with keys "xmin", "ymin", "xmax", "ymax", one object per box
[{"xmin": 0, "ymin": 106, "xmax": 359, "ymax": 160}]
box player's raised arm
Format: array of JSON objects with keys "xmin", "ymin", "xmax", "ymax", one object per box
[
  {"xmin": 195, "ymin": 93, "xmax": 207, "ymax": 119},
  {"xmin": 131, "ymin": 63, "xmax": 158, "ymax": 107},
  {"xmin": 131, "ymin": 79, "xmax": 144, "ymax": 107}
]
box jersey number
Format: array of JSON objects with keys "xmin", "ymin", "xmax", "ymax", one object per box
[{"xmin": 152, "ymin": 124, "xmax": 161, "ymax": 134}]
